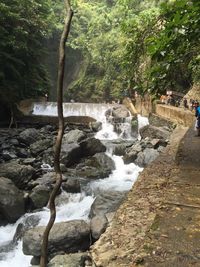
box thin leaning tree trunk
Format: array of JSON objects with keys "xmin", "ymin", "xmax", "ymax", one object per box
[{"xmin": 40, "ymin": 1, "xmax": 73, "ymax": 267}]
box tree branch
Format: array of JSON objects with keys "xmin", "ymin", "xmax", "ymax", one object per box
[{"xmin": 40, "ymin": 1, "xmax": 73, "ymax": 267}]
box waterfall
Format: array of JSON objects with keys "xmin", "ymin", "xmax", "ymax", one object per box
[{"xmin": 0, "ymin": 102, "xmax": 149, "ymax": 267}]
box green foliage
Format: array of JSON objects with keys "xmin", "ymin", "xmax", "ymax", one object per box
[
  {"xmin": 0, "ymin": 0, "xmax": 54, "ymax": 108},
  {"xmin": 64, "ymin": 0, "xmax": 200, "ymax": 101},
  {"xmin": 146, "ymin": 0, "xmax": 200, "ymax": 94},
  {"xmin": 1, "ymin": 0, "xmax": 199, "ymax": 107}
]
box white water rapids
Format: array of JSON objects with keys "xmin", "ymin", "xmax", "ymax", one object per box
[{"xmin": 0, "ymin": 102, "xmax": 149, "ymax": 267}]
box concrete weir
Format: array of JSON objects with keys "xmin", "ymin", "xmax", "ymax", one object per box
[{"xmin": 17, "ymin": 100, "xmax": 118, "ymax": 125}]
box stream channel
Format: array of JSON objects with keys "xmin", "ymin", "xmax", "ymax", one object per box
[{"xmin": 0, "ymin": 102, "xmax": 149, "ymax": 267}]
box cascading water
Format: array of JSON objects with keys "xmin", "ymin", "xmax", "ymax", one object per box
[{"xmin": 0, "ymin": 102, "xmax": 149, "ymax": 267}]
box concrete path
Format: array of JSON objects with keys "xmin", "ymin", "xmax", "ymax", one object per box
[
  {"xmin": 91, "ymin": 126, "xmax": 200, "ymax": 267},
  {"xmin": 139, "ymin": 127, "xmax": 200, "ymax": 267}
]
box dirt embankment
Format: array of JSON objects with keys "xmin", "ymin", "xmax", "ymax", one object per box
[{"xmin": 91, "ymin": 125, "xmax": 200, "ymax": 267}]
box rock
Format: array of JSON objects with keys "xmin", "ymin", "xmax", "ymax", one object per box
[
  {"xmin": 2, "ymin": 150, "xmax": 17, "ymax": 161},
  {"xmin": 63, "ymin": 129, "xmax": 86, "ymax": 144},
  {"xmin": 29, "ymin": 185, "xmax": 50, "ymax": 209},
  {"xmin": 10, "ymin": 138, "xmax": 19, "ymax": 146},
  {"xmin": 139, "ymin": 125, "xmax": 170, "ymax": 140},
  {"xmin": 48, "ymin": 253, "xmax": 90, "ymax": 267},
  {"xmin": 31, "ymin": 172, "xmax": 55, "ymax": 188},
  {"xmin": 80, "ymin": 138, "xmax": 106, "ymax": 157},
  {"xmin": 16, "ymin": 147, "xmax": 30, "ymax": 158},
  {"xmin": 89, "ymin": 121, "xmax": 102, "ymax": 132},
  {"xmin": 135, "ymin": 148, "xmax": 159, "ymax": 167},
  {"xmin": 89, "ymin": 191, "xmax": 126, "ymax": 219},
  {"xmin": 75, "ymin": 153, "xmax": 115, "ymax": 180},
  {"xmin": 0, "ymin": 177, "xmax": 25, "ymax": 223},
  {"xmin": 113, "ymin": 143, "xmax": 127, "ymax": 156},
  {"xmin": 30, "ymin": 139, "xmax": 53, "ymax": 156},
  {"xmin": 62, "ymin": 179, "xmax": 81, "ymax": 193},
  {"xmin": 61, "ymin": 143, "xmax": 82, "ymax": 167},
  {"xmin": 143, "ymin": 148, "xmax": 159, "ymax": 165},
  {"xmin": 30, "ymin": 256, "xmax": 40, "ymax": 265},
  {"xmin": 0, "ymin": 162, "xmax": 35, "ymax": 189},
  {"xmin": 19, "ymin": 128, "xmax": 40, "ymax": 145},
  {"xmin": 112, "ymin": 106, "xmax": 130, "ymax": 119},
  {"xmin": 123, "ymin": 150, "xmax": 138, "ymax": 164},
  {"xmin": 90, "ymin": 215, "xmax": 108, "ymax": 240},
  {"xmin": 123, "ymin": 142, "xmax": 142, "ymax": 164},
  {"xmin": 23, "ymin": 220, "xmax": 90, "ymax": 257},
  {"xmin": 13, "ymin": 215, "xmax": 40, "ymax": 242}
]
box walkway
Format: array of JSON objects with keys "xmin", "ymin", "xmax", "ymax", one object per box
[{"xmin": 91, "ymin": 126, "xmax": 200, "ymax": 267}]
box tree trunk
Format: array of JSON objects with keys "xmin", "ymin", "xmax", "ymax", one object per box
[{"xmin": 40, "ymin": 1, "xmax": 73, "ymax": 267}]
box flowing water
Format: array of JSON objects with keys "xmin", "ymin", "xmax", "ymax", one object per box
[{"xmin": 0, "ymin": 102, "xmax": 148, "ymax": 267}]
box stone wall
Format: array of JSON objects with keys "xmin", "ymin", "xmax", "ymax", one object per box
[{"xmin": 155, "ymin": 104, "xmax": 195, "ymax": 127}]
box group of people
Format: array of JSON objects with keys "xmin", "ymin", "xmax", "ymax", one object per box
[{"xmin": 195, "ymin": 101, "xmax": 200, "ymax": 136}]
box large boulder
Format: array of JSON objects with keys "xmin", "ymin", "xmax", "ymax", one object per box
[
  {"xmin": 62, "ymin": 179, "xmax": 81, "ymax": 193},
  {"xmin": 89, "ymin": 191, "xmax": 126, "ymax": 219},
  {"xmin": 135, "ymin": 148, "xmax": 159, "ymax": 167},
  {"xmin": 0, "ymin": 162, "xmax": 35, "ymax": 189},
  {"xmin": 61, "ymin": 143, "xmax": 82, "ymax": 167},
  {"xmin": 123, "ymin": 143, "xmax": 142, "ymax": 164},
  {"xmin": 90, "ymin": 215, "xmax": 108, "ymax": 240},
  {"xmin": 75, "ymin": 152, "xmax": 115, "ymax": 180},
  {"xmin": 30, "ymin": 139, "xmax": 53, "ymax": 156},
  {"xmin": 111, "ymin": 106, "xmax": 130, "ymax": 119},
  {"xmin": 80, "ymin": 138, "xmax": 106, "ymax": 157},
  {"xmin": 63, "ymin": 129, "xmax": 86, "ymax": 144},
  {"xmin": 139, "ymin": 125, "xmax": 170, "ymax": 140},
  {"xmin": 48, "ymin": 253, "xmax": 92, "ymax": 267},
  {"xmin": 13, "ymin": 215, "xmax": 40, "ymax": 243},
  {"xmin": 23, "ymin": 220, "xmax": 90, "ymax": 257},
  {"xmin": 29, "ymin": 185, "xmax": 50, "ymax": 209},
  {"xmin": 18, "ymin": 128, "xmax": 40, "ymax": 145},
  {"xmin": 0, "ymin": 177, "xmax": 25, "ymax": 223}
]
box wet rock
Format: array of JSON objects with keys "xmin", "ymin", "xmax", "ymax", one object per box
[
  {"xmin": 75, "ymin": 152, "xmax": 115, "ymax": 180},
  {"xmin": 135, "ymin": 148, "xmax": 159, "ymax": 167},
  {"xmin": 16, "ymin": 147, "xmax": 30, "ymax": 158},
  {"xmin": 123, "ymin": 142, "xmax": 142, "ymax": 164},
  {"xmin": 113, "ymin": 143, "xmax": 128, "ymax": 156},
  {"xmin": 62, "ymin": 179, "xmax": 81, "ymax": 193},
  {"xmin": 80, "ymin": 138, "xmax": 106, "ymax": 157},
  {"xmin": 112, "ymin": 106, "xmax": 130, "ymax": 119},
  {"xmin": 89, "ymin": 191, "xmax": 126, "ymax": 219},
  {"xmin": 19, "ymin": 128, "xmax": 40, "ymax": 145},
  {"xmin": 0, "ymin": 162, "xmax": 35, "ymax": 189},
  {"xmin": 61, "ymin": 143, "xmax": 82, "ymax": 167},
  {"xmin": 139, "ymin": 125, "xmax": 170, "ymax": 140},
  {"xmin": 13, "ymin": 215, "xmax": 40, "ymax": 242},
  {"xmin": 90, "ymin": 215, "xmax": 108, "ymax": 241},
  {"xmin": 48, "ymin": 253, "xmax": 91, "ymax": 267},
  {"xmin": 29, "ymin": 185, "xmax": 50, "ymax": 209},
  {"xmin": 89, "ymin": 121, "xmax": 102, "ymax": 132},
  {"xmin": 30, "ymin": 139, "xmax": 53, "ymax": 156},
  {"xmin": 0, "ymin": 177, "xmax": 25, "ymax": 223},
  {"xmin": 23, "ymin": 220, "xmax": 90, "ymax": 257},
  {"xmin": 2, "ymin": 150, "xmax": 17, "ymax": 161},
  {"xmin": 63, "ymin": 129, "xmax": 86, "ymax": 144}
]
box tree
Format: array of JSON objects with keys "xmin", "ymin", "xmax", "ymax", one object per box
[
  {"xmin": 146, "ymin": 0, "xmax": 200, "ymax": 94},
  {"xmin": 0, "ymin": 0, "xmax": 54, "ymax": 116},
  {"xmin": 40, "ymin": 1, "xmax": 73, "ymax": 267}
]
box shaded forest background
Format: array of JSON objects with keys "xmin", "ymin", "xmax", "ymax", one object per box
[{"xmin": 0, "ymin": 0, "xmax": 200, "ymax": 110}]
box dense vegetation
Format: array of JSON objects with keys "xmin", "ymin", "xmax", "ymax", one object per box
[
  {"xmin": 65, "ymin": 0, "xmax": 200, "ymax": 101},
  {"xmin": 0, "ymin": 0, "xmax": 54, "ymax": 111},
  {"xmin": 0, "ymin": 0, "xmax": 199, "ymax": 108}
]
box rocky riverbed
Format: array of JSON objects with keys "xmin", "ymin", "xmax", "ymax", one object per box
[{"xmin": 0, "ymin": 111, "xmax": 174, "ymax": 266}]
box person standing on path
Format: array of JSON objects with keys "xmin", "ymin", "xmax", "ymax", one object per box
[{"xmin": 195, "ymin": 102, "xmax": 200, "ymax": 136}]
